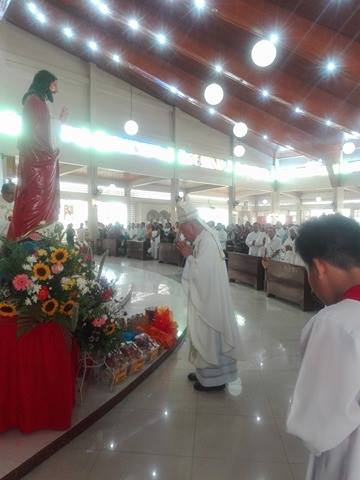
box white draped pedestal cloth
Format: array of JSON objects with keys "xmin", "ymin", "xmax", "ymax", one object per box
[{"xmin": 182, "ymin": 229, "xmax": 244, "ymax": 387}]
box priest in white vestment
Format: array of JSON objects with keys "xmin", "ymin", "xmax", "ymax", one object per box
[
  {"xmin": 286, "ymin": 214, "xmax": 360, "ymax": 480},
  {"xmin": 264, "ymin": 226, "xmax": 282, "ymax": 261},
  {"xmin": 176, "ymin": 201, "xmax": 244, "ymax": 392},
  {"xmin": 245, "ymin": 222, "xmax": 266, "ymax": 257},
  {"xmin": 282, "ymin": 226, "xmax": 304, "ymax": 265}
]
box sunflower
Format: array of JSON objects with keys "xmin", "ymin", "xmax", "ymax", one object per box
[
  {"xmin": 33, "ymin": 263, "xmax": 51, "ymax": 281},
  {"xmin": 0, "ymin": 302, "xmax": 17, "ymax": 317},
  {"xmin": 104, "ymin": 323, "xmax": 116, "ymax": 336},
  {"xmin": 60, "ymin": 300, "xmax": 76, "ymax": 317},
  {"xmin": 50, "ymin": 248, "xmax": 69, "ymax": 265},
  {"xmin": 41, "ymin": 299, "xmax": 59, "ymax": 316}
]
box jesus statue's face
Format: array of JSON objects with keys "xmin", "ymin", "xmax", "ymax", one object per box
[
  {"xmin": 49, "ymin": 80, "xmax": 58, "ymax": 95},
  {"xmin": 180, "ymin": 222, "xmax": 197, "ymax": 241}
]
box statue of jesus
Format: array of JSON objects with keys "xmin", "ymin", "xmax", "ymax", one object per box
[{"xmin": 7, "ymin": 70, "xmax": 68, "ymax": 241}]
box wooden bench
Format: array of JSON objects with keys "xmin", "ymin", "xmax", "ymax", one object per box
[
  {"xmin": 228, "ymin": 252, "xmax": 265, "ymax": 290},
  {"xmin": 158, "ymin": 243, "xmax": 183, "ymax": 265},
  {"xmin": 127, "ymin": 240, "xmax": 147, "ymax": 260},
  {"xmin": 266, "ymin": 260, "xmax": 321, "ymax": 311}
]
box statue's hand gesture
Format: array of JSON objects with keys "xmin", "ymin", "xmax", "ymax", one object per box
[{"xmin": 59, "ymin": 106, "xmax": 69, "ymax": 123}]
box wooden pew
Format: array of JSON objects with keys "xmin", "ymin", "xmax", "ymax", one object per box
[
  {"xmin": 158, "ymin": 243, "xmax": 183, "ymax": 265},
  {"xmin": 228, "ymin": 252, "xmax": 265, "ymax": 290},
  {"xmin": 127, "ymin": 240, "xmax": 147, "ymax": 260},
  {"xmin": 266, "ymin": 260, "xmax": 321, "ymax": 311}
]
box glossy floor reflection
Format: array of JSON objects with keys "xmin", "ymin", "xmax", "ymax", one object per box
[{"xmin": 19, "ymin": 258, "xmax": 311, "ymax": 480}]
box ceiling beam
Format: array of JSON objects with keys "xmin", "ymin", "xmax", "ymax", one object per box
[
  {"xmin": 184, "ymin": 184, "xmax": 224, "ymax": 194},
  {"xmin": 127, "ymin": 177, "xmax": 164, "ymax": 188},
  {"xmin": 59, "ymin": 165, "xmax": 85, "ymax": 177}
]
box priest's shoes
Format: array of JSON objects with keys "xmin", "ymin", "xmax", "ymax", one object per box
[
  {"xmin": 193, "ymin": 381, "xmax": 225, "ymax": 392},
  {"xmin": 187, "ymin": 372, "xmax": 197, "ymax": 382}
]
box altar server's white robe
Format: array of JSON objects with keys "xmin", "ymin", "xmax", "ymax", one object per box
[
  {"xmin": 282, "ymin": 237, "xmax": 304, "ymax": 266},
  {"xmin": 287, "ymin": 299, "xmax": 360, "ymax": 480},
  {"xmin": 182, "ymin": 229, "xmax": 244, "ymax": 386},
  {"xmin": 246, "ymin": 231, "xmax": 266, "ymax": 256}
]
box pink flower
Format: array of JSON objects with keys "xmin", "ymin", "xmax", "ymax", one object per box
[
  {"xmin": 12, "ymin": 274, "xmax": 32, "ymax": 291},
  {"xmin": 92, "ymin": 317, "xmax": 107, "ymax": 328},
  {"xmin": 51, "ymin": 264, "xmax": 64, "ymax": 274}
]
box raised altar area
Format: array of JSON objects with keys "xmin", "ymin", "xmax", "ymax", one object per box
[{"xmin": 0, "ymin": 262, "xmax": 187, "ymax": 480}]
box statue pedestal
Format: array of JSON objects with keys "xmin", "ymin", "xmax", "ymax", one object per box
[{"xmin": 0, "ymin": 318, "xmax": 79, "ymax": 433}]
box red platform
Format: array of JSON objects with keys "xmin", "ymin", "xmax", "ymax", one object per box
[{"xmin": 0, "ymin": 318, "xmax": 78, "ymax": 434}]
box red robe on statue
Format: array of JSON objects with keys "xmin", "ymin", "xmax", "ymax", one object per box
[{"xmin": 7, "ymin": 94, "xmax": 60, "ymax": 240}]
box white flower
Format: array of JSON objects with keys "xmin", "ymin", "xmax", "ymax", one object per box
[
  {"xmin": 25, "ymin": 298, "xmax": 32, "ymax": 306},
  {"xmin": 32, "ymin": 295, "xmax": 38, "ymax": 303},
  {"xmin": 29, "ymin": 283, "xmax": 41, "ymax": 294},
  {"xmin": 23, "ymin": 264, "xmax": 32, "ymax": 271},
  {"xmin": 26, "ymin": 255, "xmax": 37, "ymax": 264}
]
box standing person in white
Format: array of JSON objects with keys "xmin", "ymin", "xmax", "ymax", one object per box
[
  {"xmin": 246, "ymin": 222, "xmax": 265, "ymax": 256},
  {"xmin": 264, "ymin": 226, "xmax": 282, "ymax": 261},
  {"xmin": 0, "ymin": 182, "xmax": 15, "ymax": 239},
  {"xmin": 216, "ymin": 223, "xmax": 228, "ymax": 252},
  {"xmin": 287, "ymin": 215, "xmax": 360, "ymax": 480},
  {"xmin": 282, "ymin": 226, "xmax": 304, "ymax": 265},
  {"xmin": 176, "ymin": 201, "xmax": 244, "ymax": 392}
]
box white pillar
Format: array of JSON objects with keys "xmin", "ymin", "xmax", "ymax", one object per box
[
  {"xmin": 228, "ymin": 185, "xmax": 235, "ymax": 226},
  {"xmin": 334, "ymin": 186, "xmax": 344, "ymax": 213},
  {"xmin": 87, "ymin": 63, "xmax": 98, "ymax": 242},
  {"xmin": 124, "ymin": 187, "xmax": 136, "ymax": 224},
  {"xmin": 170, "ymin": 177, "xmax": 179, "ymax": 221}
]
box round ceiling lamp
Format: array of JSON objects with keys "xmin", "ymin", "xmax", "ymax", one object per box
[
  {"xmin": 251, "ymin": 39, "xmax": 277, "ymax": 67},
  {"xmin": 233, "ymin": 145, "xmax": 246, "ymax": 158},
  {"xmin": 343, "ymin": 142, "xmax": 356, "ymax": 155},
  {"xmin": 204, "ymin": 83, "xmax": 224, "ymax": 106},
  {"xmin": 124, "ymin": 120, "xmax": 139, "ymax": 136},
  {"xmin": 233, "ymin": 122, "xmax": 248, "ymax": 138}
]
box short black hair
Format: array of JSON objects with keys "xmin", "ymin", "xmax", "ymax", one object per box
[
  {"xmin": 296, "ymin": 214, "xmax": 360, "ymax": 269},
  {"xmin": 1, "ymin": 182, "xmax": 15, "ymax": 195}
]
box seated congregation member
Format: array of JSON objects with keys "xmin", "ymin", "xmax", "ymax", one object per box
[
  {"xmin": 176, "ymin": 201, "xmax": 244, "ymax": 392},
  {"xmin": 282, "ymin": 226, "xmax": 304, "ymax": 266},
  {"xmin": 245, "ymin": 222, "xmax": 266, "ymax": 256},
  {"xmin": 287, "ymin": 215, "xmax": 360, "ymax": 480},
  {"xmin": 264, "ymin": 225, "xmax": 282, "ymax": 261}
]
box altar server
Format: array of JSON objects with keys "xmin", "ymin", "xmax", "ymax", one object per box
[
  {"xmin": 177, "ymin": 201, "xmax": 244, "ymax": 392},
  {"xmin": 282, "ymin": 226, "xmax": 303, "ymax": 265},
  {"xmin": 287, "ymin": 214, "xmax": 360, "ymax": 480},
  {"xmin": 246, "ymin": 223, "xmax": 266, "ymax": 256},
  {"xmin": 264, "ymin": 225, "xmax": 282, "ymax": 261}
]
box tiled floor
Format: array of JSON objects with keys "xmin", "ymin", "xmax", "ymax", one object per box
[{"xmin": 19, "ymin": 258, "xmax": 311, "ymax": 479}]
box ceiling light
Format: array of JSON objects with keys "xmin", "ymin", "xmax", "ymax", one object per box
[
  {"xmin": 128, "ymin": 18, "xmax": 139, "ymax": 30},
  {"xmin": 155, "ymin": 32, "xmax": 168, "ymax": 46},
  {"xmin": 263, "ymin": 134, "xmax": 268, "ymax": 140},
  {"xmin": 204, "ymin": 83, "xmax": 224, "ymax": 106},
  {"xmin": 251, "ymin": 39, "xmax": 277, "ymax": 67},
  {"xmin": 98, "ymin": 2, "xmax": 110, "ymax": 14},
  {"xmin": 234, "ymin": 145, "xmax": 246, "ymax": 158},
  {"xmin": 325, "ymin": 119, "xmax": 332, "ymax": 127},
  {"xmin": 208, "ymin": 107, "xmax": 215, "ymax": 115},
  {"xmin": 233, "ymin": 122, "xmax": 248, "ymax": 138},
  {"xmin": 285, "ymin": 144, "xmax": 294, "ymax": 151},
  {"xmin": 27, "ymin": 2, "xmax": 37, "ymax": 14},
  {"xmin": 169, "ymin": 85, "xmax": 178, "ymax": 94},
  {"xmin": 269, "ymin": 32, "xmax": 280, "ymax": 44},
  {"xmin": 343, "ymin": 141, "xmax": 356, "ymax": 155},
  {"xmin": 294, "ymin": 106, "xmax": 304, "ymax": 114},
  {"xmin": 316, "ymin": 196, "xmax": 322, "ymax": 203},
  {"xmin": 124, "ymin": 119, "xmax": 139, "ymax": 136},
  {"xmin": 194, "ymin": 0, "xmax": 206, "ymax": 9},
  {"xmin": 214, "ymin": 64, "xmax": 223, "ymax": 73},
  {"xmin": 261, "ymin": 89, "xmax": 269, "ymax": 98},
  {"xmin": 262, "ymin": 199, "xmax": 268, "ymax": 205},
  {"xmin": 88, "ymin": 40, "xmax": 98, "ymax": 51},
  {"xmin": 112, "ymin": 53, "xmax": 121, "ymax": 63},
  {"xmin": 326, "ymin": 60, "xmax": 338, "ymax": 73},
  {"xmin": 63, "ymin": 26, "xmax": 74, "ymax": 38},
  {"xmin": 36, "ymin": 12, "xmax": 46, "ymax": 24}
]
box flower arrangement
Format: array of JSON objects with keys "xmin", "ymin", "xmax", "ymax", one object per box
[{"xmin": 0, "ymin": 236, "xmax": 116, "ymax": 346}]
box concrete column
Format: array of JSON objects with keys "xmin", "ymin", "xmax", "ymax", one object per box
[
  {"xmin": 271, "ymin": 191, "xmax": 280, "ymax": 216},
  {"xmin": 333, "ymin": 186, "xmax": 344, "ymax": 213},
  {"xmin": 295, "ymin": 195, "xmax": 302, "ymax": 224},
  {"xmin": 170, "ymin": 177, "xmax": 179, "ymax": 221},
  {"xmin": 170, "ymin": 106, "xmax": 179, "ymax": 221},
  {"xmin": 124, "ymin": 186, "xmax": 136, "ymax": 224},
  {"xmin": 87, "ymin": 63, "xmax": 98, "ymax": 242},
  {"xmin": 228, "ymin": 185, "xmax": 235, "ymax": 226}
]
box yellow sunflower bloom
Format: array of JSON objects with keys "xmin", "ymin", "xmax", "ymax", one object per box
[
  {"xmin": 37, "ymin": 249, "xmax": 47, "ymax": 257},
  {"xmin": 60, "ymin": 300, "xmax": 76, "ymax": 317},
  {"xmin": 0, "ymin": 302, "xmax": 17, "ymax": 317},
  {"xmin": 50, "ymin": 248, "xmax": 69, "ymax": 265},
  {"xmin": 105, "ymin": 323, "xmax": 116, "ymax": 336},
  {"xmin": 41, "ymin": 299, "xmax": 59, "ymax": 316},
  {"xmin": 33, "ymin": 263, "xmax": 51, "ymax": 281}
]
